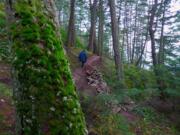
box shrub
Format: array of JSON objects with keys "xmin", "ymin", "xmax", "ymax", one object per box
[
  {"xmin": 124, "ymin": 65, "xmax": 156, "ymax": 89},
  {"xmin": 127, "ymin": 88, "xmax": 158, "ymax": 102}
]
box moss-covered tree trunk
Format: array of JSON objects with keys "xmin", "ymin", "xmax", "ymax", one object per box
[{"xmin": 6, "ymin": 0, "xmax": 87, "ymax": 135}]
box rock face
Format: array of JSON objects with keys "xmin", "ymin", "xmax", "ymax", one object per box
[{"xmin": 73, "ymin": 55, "xmax": 110, "ymax": 95}]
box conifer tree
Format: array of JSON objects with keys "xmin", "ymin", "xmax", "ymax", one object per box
[{"xmin": 6, "ymin": 0, "xmax": 87, "ymax": 134}]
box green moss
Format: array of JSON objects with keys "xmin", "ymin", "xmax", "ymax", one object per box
[
  {"xmin": 10, "ymin": 0, "xmax": 86, "ymax": 134},
  {"xmin": 0, "ymin": 83, "xmax": 12, "ymax": 97}
]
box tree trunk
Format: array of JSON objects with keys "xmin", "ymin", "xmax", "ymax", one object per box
[
  {"xmin": 158, "ymin": 0, "xmax": 166, "ymax": 65},
  {"xmin": 149, "ymin": 0, "xmax": 167, "ymax": 99},
  {"xmin": 135, "ymin": 32, "xmax": 148, "ymax": 66},
  {"xmin": 43, "ymin": 0, "xmax": 60, "ymax": 30},
  {"xmin": 149, "ymin": 0, "xmax": 158, "ymax": 66},
  {"xmin": 158, "ymin": 0, "xmax": 169, "ymax": 99},
  {"xmin": 108, "ymin": 0, "xmax": 123, "ymax": 81},
  {"xmin": 88, "ymin": 0, "xmax": 98, "ymax": 52},
  {"xmin": 67, "ymin": 0, "xmax": 76, "ymax": 47},
  {"xmin": 124, "ymin": 0, "xmax": 130, "ymax": 63},
  {"xmin": 97, "ymin": 0, "xmax": 104, "ymax": 56},
  {"xmin": 7, "ymin": 0, "xmax": 87, "ymax": 134},
  {"xmin": 131, "ymin": 3, "xmax": 138, "ymax": 64}
]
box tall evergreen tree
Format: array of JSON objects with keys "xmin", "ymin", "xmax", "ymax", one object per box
[
  {"xmin": 6, "ymin": 0, "xmax": 87, "ymax": 134},
  {"xmin": 109, "ymin": 0, "xmax": 124, "ymax": 81},
  {"xmin": 88, "ymin": 0, "xmax": 98, "ymax": 52},
  {"xmin": 67, "ymin": 0, "xmax": 76, "ymax": 47},
  {"xmin": 97, "ymin": 0, "xmax": 104, "ymax": 56}
]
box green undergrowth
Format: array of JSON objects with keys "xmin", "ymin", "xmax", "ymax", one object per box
[
  {"xmin": 0, "ymin": 82, "xmax": 12, "ymax": 135},
  {"xmin": 79, "ymin": 91, "xmax": 179, "ymax": 135},
  {"xmin": 0, "ymin": 3, "xmax": 10, "ymax": 62},
  {"xmin": 0, "ymin": 83, "xmax": 12, "ymax": 97},
  {"xmin": 80, "ymin": 93, "xmax": 134, "ymax": 135},
  {"xmin": 94, "ymin": 57, "xmax": 180, "ymax": 134},
  {"xmin": 126, "ymin": 88, "xmax": 159, "ymax": 102},
  {"xmin": 10, "ymin": 0, "xmax": 86, "ymax": 134},
  {"xmin": 0, "ymin": 113, "xmax": 4, "ymax": 122},
  {"xmin": 101, "ymin": 58, "xmax": 156, "ymax": 90},
  {"xmin": 132, "ymin": 106, "xmax": 179, "ymax": 135},
  {"xmin": 124, "ymin": 65, "xmax": 156, "ymax": 89}
]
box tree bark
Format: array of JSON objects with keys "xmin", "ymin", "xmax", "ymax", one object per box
[
  {"xmin": 97, "ymin": 0, "xmax": 104, "ymax": 56},
  {"xmin": 108, "ymin": 0, "xmax": 123, "ymax": 81},
  {"xmin": 149, "ymin": 0, "xmax": 167, "ymax": 99},
  {"xmin": 124, "ymin": 0, "xmax": 130, "ymax": 63},
  {"xmin": 67, "ymin": 0, "xmax": 76, "ymax": 47},
  {"xmin": 158, "ymin": 0, "xmax": 169, "ymax": 99},
  {"xmin": 7, "ymin": 0, "xmax": 87, "ymax": 134},
  {"xmin": 158, "ymin": 0, "xmax": 166, "ymax": 65},
  {"xmin": 135, "ymin": 32, "xmax": 148, "ymax": 66},
  {"xmin": 149, "ymin": 0, "xmax": 158, "ymax": 66},
  {"xmin": 88, "ymin": 0, "xmax": 98, "ymax": 52},
  {"xmin": 131, "ymin": 3, "xmax": 138, "ymax": 64}
]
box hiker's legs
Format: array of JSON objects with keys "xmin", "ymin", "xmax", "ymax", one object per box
[{"xmin": 81, "ymin": 62, "xmax": 85, "ymax": 67}]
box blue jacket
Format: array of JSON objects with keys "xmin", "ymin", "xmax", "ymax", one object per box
[{"xmin": 78, "ymin": 51, "xmax": 87, "ymax": 63}]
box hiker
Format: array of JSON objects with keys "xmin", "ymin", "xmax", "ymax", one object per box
[{"xmin": 78, "ymin": 50, "xmax": 87, "ymax": 67}]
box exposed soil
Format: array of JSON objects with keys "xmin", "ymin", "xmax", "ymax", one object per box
[
  {"xmin": 0, "ymin": 62, "xmax": 11, "ymax": 85},
  {"xmin": 120, "ymin": 111, "xmax": 138, "ymax": 122},
  {"xmin": 0, "ymin": 96, "xmax": 15, "ymax": 134},
  {"xmin": 73, "ymin": 55, "xmax": 102, "ymax": 96},
  {"xmin": 0, "ymin": 62, "xmax": 15, "ymax": 134}
]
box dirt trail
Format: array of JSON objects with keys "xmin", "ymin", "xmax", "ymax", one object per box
[
  {"xmin": 0, "ymin": 62, "xmax": 11, "ymax": 85},
  {"xmin": 73, "ymin": 55, "xmax": 139, "ymax": 119},
  {"xmin": 0, "ymin": 62, "xmax": 14, "ymax": 134},
  {"xmin": 73, "ymin": 55, "xmax": 102, "ymax": 96},
  {"xmin": 0, "ymin": 96, "xmax": 15, "ymax": 134}
]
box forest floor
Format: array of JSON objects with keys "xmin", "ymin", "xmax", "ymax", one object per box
[
  {"xmin": 0, "ymin": 95, "xmax": 15, "ymax": 135},
  {"xmin": 0, "ymin": 62, "xmax": 14, "ymax": 135},
  {"xmin": 0, "ymin": 53, "xmax": 180, "ymax": 135}
]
